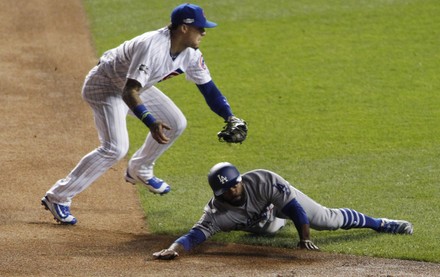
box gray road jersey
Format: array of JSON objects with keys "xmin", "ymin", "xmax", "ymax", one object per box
[{"xmin": 194, "ymin": 169, "xmax": 297, "ymax": 239}]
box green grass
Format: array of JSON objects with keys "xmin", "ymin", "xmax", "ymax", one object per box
[{"xmin": 83, "ymin": 0, "xmax": 440, "ymax": 263}]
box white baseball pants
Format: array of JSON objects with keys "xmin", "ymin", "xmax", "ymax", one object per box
[{"xmin": 45, "ymin": 65, "xmax": 187, "ymax": 205}]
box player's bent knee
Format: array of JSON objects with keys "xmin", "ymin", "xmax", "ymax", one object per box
[
  {"xmin": 175, "ymin": 117, "xmax": 187, "ymax": 135},
  {"xmin": 97, "ymin": 143, "xmax": 129, "ymax": 161},
  {"xmin": 253, "ymin": 217, "xmax": 286, "ymax": 235},
  {"xmin": 113, "ymin": 147, "xmax": 128, "ymax": 161},
  {"xmin": 168, "ymin": 117, "xmax": 187, "ymax": 138},
  {"xmin": 265, "ymin": 218, "xmax": 286, "ymax": 234}
]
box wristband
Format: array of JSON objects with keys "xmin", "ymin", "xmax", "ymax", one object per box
[{"xmin": 133, "ymin": 104, "xmax": 156, "ymax": 128}]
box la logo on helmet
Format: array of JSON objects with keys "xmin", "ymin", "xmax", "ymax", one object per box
[{"xmin": 217, "ymin": 175, "xmax": 228, "ymax": 184}]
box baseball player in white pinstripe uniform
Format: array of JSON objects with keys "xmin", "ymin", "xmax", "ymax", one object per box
[
  {"xmin": 41, "ymin": 4, "xmax": 246, "ymax": 225},
  {"xmin": 153, "ymin": 162, "xmax": 413, "ymax": 259}
]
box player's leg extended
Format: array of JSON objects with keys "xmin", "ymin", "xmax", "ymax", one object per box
[
  {"xmin": 294, "ymin": 189, "xmax": 412, "ymax": 234},
  {"xmin": 294, "ymin": 189, "xmax": 380, "ymax": 230},
  {"xmin": 43, "ymin": 70, "xmax": 129, "ymax": 223},
  {"xmin": 125, "ymin": 86, "xmax": 187, "ymax": 193}
]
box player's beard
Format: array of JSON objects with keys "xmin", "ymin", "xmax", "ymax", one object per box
[
  {"xmin": 229, "ymin": 194, "xmax": 246, "ymax": 206},
  {"xmin": 218, "ymin": 192, "xmax": 246, "ymax": 207}
]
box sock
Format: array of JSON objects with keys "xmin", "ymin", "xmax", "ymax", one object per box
[{"xmin": 340, "ymin": 208, "xmax": 382, "ymax": 230}]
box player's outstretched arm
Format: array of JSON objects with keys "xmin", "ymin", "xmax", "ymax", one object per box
[
  {"xmin": 153, "ymin": 242, "xmax": 183, "ymax": 260},
  {"xmin": 196, "ymin": 81, "xmax": 248, "ymax": 143},
  {"xmin": 153, "ymin": 228, "xmax": 207, "ymax": 260},
  {"xmin": 196, "ymin": 80, "xmax": 233, "ymax": 120}
]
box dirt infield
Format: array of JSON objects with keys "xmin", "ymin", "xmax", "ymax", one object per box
[{"xmin": 1, "ymin": 0, "xmax": 439, "ymax": 276}]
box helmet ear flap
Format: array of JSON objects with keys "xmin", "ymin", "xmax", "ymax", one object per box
[{"xmin": 208, "ymin": 162, "xmax": 241, "ymax": 196}]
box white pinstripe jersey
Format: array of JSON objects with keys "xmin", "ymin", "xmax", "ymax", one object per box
[
  {"xmin": 194, "ymin": 170, "xmax": 297, "ymax": 239},
  {"xmin": 98, "ymin": 27, "xmax": 212, "ymax": 91}
]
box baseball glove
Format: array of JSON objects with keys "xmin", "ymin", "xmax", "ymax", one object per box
[
  {"xmin": 153, "ymin": 249, "xmax": 179, "ymax": 260},
  {"xmin": 217, "ymin": 117, "xmax": 248, "ymax": 144}
]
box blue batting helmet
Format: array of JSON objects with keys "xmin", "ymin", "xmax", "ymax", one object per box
[{"xmin": 208, "ymin": 162, "xmax": 242, "ymax": 197}]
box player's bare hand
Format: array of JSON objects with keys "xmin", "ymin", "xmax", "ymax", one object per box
[
  {"xmin": 153, "ymin": 249, "xmax": 179, "ymax": 260},
  {"xmin": 149, "ymin": 121, "xmax": 171, "ymax": 144},
  {"xmin": 297, "ymin": 240, "xmax": 320, "ymax": 251}
]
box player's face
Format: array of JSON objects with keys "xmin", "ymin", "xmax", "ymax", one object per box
[
  {"xmin": 221, "ymin": 182, "xmax": 245, "ymax": 206},
  {"xmin": 184, "ymin": 25, "xmax": 206, "ymax": 49}
]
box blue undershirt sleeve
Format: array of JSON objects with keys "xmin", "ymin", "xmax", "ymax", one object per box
[
  {"xmin": 281, "ymin": 198, "xmax": 310, "ymax": 228},
  {"xmin": 197, "ymin": 80, "xmax": 233, "ymax": 121},
  {"xmin": 175, "ymin": 228, "xmax": 207, "ymax": 251}
]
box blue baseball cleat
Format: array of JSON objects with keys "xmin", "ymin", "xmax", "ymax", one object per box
[
  {"xmin": 124, "ymin": 169, "xmax": 170, "ymax": 195},
  {"xmin": 377, "ymin": 218, "xmax": 413, "ymax": 235},
  {"xmin": 41, "ymin": 196, "xmax": 77, "ymax": 225}
]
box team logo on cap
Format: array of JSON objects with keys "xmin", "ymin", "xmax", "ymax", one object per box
[
  {"xmin": 183, "ymin": 18, "xmax": 195, "ymax": 24},
  {"xmin": 217, "ymin": 174, "xmax": 228, "ymax": 184}
]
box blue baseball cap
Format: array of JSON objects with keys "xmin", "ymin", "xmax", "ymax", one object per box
[
  {"xmin": 208, "ymin": 162, "xmax": 242, "ymax": 197},
  {"xmin": 171, "ymin": 3, "xmax": 217, "ymax": 28}
]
